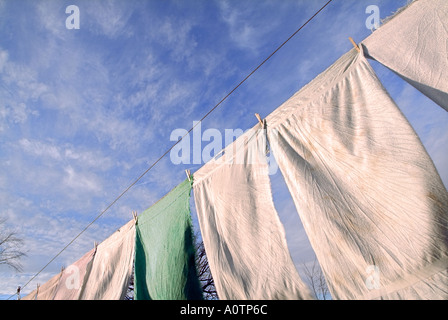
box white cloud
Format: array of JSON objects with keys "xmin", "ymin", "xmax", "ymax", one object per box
[
  {"xmin": 19, "ymin": 138, "xmax": 62, "ymax": 161},
  {"xmin": 0, "ymin": 137, "xmax": 115, "ymax": 224},
  {"xmin": 218, "ymin": 0, "xmax": 262, "ymax": 52},
  {"xmin": 63, "ymin": 166, "xmax": 102, "ymax": 194},
  {"xmin": 64, "ymin": 148, "xmax": 113, "ymax": 171},
  {"xmin": 35, "ymin": 1, "xmax": 66, "ymax": 39},
  {"xmin": 84, "ymin": 0, "xmax": 135, "ymax": 39},
  {"xmin": 156, "ymin": 19, "xmax": 198, "ymax": 62},
  {"xmin": 0, "ymin": 50, "xmax": 45, "ymax": 132},
  {"xmin": 17, "ymin": 138, "xmax": 114, "ymax": 171},
  {"xmin": 0, "ymin": 103, "xmax": 30, "ymax": 127},
  {"xmin": 0, "ymin": 49, "xmax": 7, "ymax": 72},
  {"xmin": 1, "ymin": 59, "xmax": 46, "ymax": 100}
]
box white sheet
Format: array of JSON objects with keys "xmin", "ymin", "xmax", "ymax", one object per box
[
  {"xmin": 193, "ymin": 127, "xmax": 313, "ymax": 300},
  {"xmin": 266, "ymin": 47, "xmax": 448, "ymax": 299},
  {"xmin": 362, "ymin": 0, "xmax": 448, "ymax": 111},
  {"xmin": 78, "ymin": 219, "xmax": 135, "ymax": 300},
  {"xmin": 53, "ymin": 248, "xmax": 96, "ymax": 300},
  {"xmin": 21, "ymin": 272, "xmax": 63, "ymax": 300}
]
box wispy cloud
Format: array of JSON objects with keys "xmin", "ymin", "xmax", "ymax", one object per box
[
  {"xmin": 0, "ymin": 48, "xmax": 7, "ymax": 72},
  {"xmin": 217, "ymin": 0, "xmax": 290, "ymax": 53},
  {"xmin": 84, "ymin": 0, "xmax": 136, "ymax": 39},
  {"xmin": 19, "ymin": 138, "xmax": 63, "ymax": 161},
  {"xmin": 18, "ymin": 138, "xmax": 114, "ymax": 171}
]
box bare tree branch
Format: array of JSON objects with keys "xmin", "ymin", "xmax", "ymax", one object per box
[
  {"xmin": 302, "ymin": 257, "xmax": 329, "ymax": 300},
  {"xmin": 194, "ymin": 235, "xmax": 218, "ymax": 300},
  {"xmin": 0, "ymin": 217, "xmax": 27, "ymax": 272}
]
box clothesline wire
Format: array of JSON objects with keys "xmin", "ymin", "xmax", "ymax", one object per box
[{"xmin": 9, "ymin": 0, "xmax": 334, "ymax": 300}]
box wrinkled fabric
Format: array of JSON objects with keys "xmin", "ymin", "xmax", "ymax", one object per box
[
  {"xmin": 193, "ymin": 127, "xmax": 313, "ymax": 300},
  {"xmin": 53, "ymin": 248, "xmax": 96, "ymax": 300},
  {"xmin": 362, "ymin": 0, "xmax": 448, "ymax": 111},
  {"xmin": 266, "ymin": 47, "xmax": 448, "ymax": 300},
  {"xmin": 78, "ymin": 219, "xmax": 135, "ymax": 300},
  {"xmin": 22, "ymin": 271, "xmax": 63, "ymax": 300},
  {"xmin": 134, "ymin": 178, "xmax": 203, "ymax": 300}
]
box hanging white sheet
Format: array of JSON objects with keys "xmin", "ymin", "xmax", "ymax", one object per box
[
  {"xmin": 53, "ymin": 248, "xmax": 96, "ymax": 300},
  {"xmin": 266, "ymin": 47, "xmax": 448, "ymax": 299},
  {"xmin": 193, "ymin": 127, "xmax": 313, "ymax": 300},
  {"xmin": 78, "ymin": 219, "xmax": 135, "ymax": 300},
  {"xmin": 362, "ymin": 0, "xmax": 448, "ymax": 111},
  {"xmin": 21, "ymin": 271, "xmax": 63, "ymax": 300}
]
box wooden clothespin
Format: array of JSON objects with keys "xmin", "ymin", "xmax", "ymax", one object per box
[
  {"xmin": 349, "ymin": 37, "xmax": 360, "ymax": 52},
  {"xmin": 255, "ymin": 113, "xmax": 263, "ymax": 127},
  {"xmin": 185, "ymin": 169, "xmax": 191, "ymax": 182},
  {"xmin": 33, "ymin": 283, "xmax": 40, "ymax": 300},
  {"xmin": 255, "ymin": 113, "xmax": 267, "ymax": 130},
  {"xmin": 93, "ymin": 241, "xmax": 98, "ymax": 253},
  {"xmin": 132, "ymin": 210, "xmax": 138, "ymax": 224}
]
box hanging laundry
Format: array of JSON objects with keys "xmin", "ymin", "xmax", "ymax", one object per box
[
  {"xmin": 78, "ymin": 219, "xmax": 135, "ymax": 300},
  {"xmin": 266, "ymin": 46, "xmax": 448, "ymax": 299},
  {"xmin": 21, "ymin": 271, "xmax": 63, "ymax": 300},
  {"xmin": 362, "ymin": 0, "xmax": 448, "ymax": 112},
  {"xmin": 193, "ymin": 127, "xmax": 313, "ymax": 300},
  {"xmin": 134, "ymin": 178, "xmax": 203, "ymax": 300},
  {"xmin": 53, "ymin": 248, "xmax": 96, "ymax": 300}
]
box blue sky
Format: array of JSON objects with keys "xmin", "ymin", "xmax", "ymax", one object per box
[{"xmin": 1, "ymin": 0, "xmax": 447, "ymax": 299}]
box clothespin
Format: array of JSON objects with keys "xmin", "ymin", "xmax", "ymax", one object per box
[
  {"xmin": 185, "ymin": 169, "xmax": 191, "ymax": 182},
  {"xmin": 32, "ymin": 283, "xmax": 40, "ymax": 300},
  {"xmin": 93, "ymin": 241, "xmax": 98, "ymax": 253},
  {"xmin": 255, "ymin": 113, "xmax": 263, "ymax": 127},
  {"xmin": 132, "ymin": 210, "xmax": 138, "ymax": 224},
  {"xmin": 349, "ymin": 37, "xmax": 360, "ymax": 52},
  {"xmin": 255, "ymin": 113, "xmax": 267, "ymax": 130}
]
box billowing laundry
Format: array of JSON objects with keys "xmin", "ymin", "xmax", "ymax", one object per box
[
  {"xmin": 21, "ymin": 248, "xmax": 96, "ymax": 300},
  {"xmin": 362, "ymin": 0, "xmax": 448, "ymax": 111},
  {"xmin": 53, "ymin": 248, "xmax": 96, "ymax": 300},
  {"xmin": 134, "ymin": 178, "xmax": 203, "ymax": 300},
  {"xmin": 193, "ymin": 127, "xmax": 313, "ymax": 300},
  {"xmin": 21, "ymin": 271, "xmax": 63, "ymax": 300},
  {"xmin": 266, "ymin": 46, "xmax": 448, "ymax": 299},
  {"xmin": 78, "ymin": 219, "xmax": 135, "ymax": 300}
]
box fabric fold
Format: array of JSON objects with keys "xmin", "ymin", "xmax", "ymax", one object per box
[
  {"xmin": 193, "ymin": 127, "xmax": 313, "ymax": 300},
  {"xmin": 53, "ymin": 248, "xmax": 96, "ymax": 300},
  {"xmin": 78, "ymin": 219, "xmax": 135, "ymax": 300},
  {"xmin": 266, "ymin": 47, "xmax": 448, "ymax": 299},
  {"xmin": 134, "ymin": 178, "xmax": 203, "ymax": 300},
  {"xmin": 21, "ymin": 271, "xmax": 63, "ymax": 300},
  {"xmin": 22, "ymin": 248, "xmax": 95, "ymax": 300},
  {"xmin": 362, "ymin": 0, "xmax": 448, "ymax": 111}
]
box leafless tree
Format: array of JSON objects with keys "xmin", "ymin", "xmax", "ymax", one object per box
[
  {"xmin": 195, "ymin": 238, "xmax": 218, "ymax": 300},
  {"xmin": 302, "ymin": 257, "xmax": 329, "ymax": 300},
  {"xmin": 124, "ymin": 269, "xmax": 134, "ymax": 300},
  {"xmin": 0, "ymin": 217, "xmax": 26, "ymax": 272}
]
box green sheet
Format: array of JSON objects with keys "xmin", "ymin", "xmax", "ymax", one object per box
[{"xmin": 134, "ymin": 178, "xmax": 203, "ymax": 300}]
